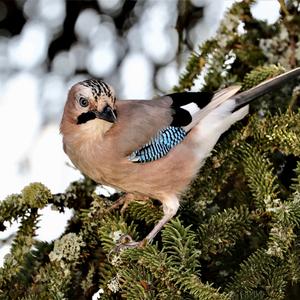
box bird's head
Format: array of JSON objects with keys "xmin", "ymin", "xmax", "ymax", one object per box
[{"xmin": 61, "ymin": 79, "xmax": 117, "ymax": 137}]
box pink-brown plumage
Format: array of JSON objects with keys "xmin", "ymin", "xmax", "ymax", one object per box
[
  {"xmin": 60, "ymin": 68, "xmax": 300, "ymax": 247},
  {"xmin": 61, "ymin": 97, "xmax": 201, "ymax": 198}
]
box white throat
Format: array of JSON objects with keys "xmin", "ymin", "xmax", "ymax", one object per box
[
  {"xmin": 80, "ymin": 118, "xmax": 113, "ymax": 137},
  {"xmin": 64, "ymin": 118, "xmax": 113, "ymax": 148}
]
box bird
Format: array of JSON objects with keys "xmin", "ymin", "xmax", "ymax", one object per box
[{"xmin": 60, "ymin": 67, "xmax": 300, "ymax": 249}]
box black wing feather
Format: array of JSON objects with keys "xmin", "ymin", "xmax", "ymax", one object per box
[{"xmin": 128, "ymin": 92, "xmax": 214, "ymax": 163}]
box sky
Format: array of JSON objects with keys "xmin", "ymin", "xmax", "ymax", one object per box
[{"xmin": 0, "ymin": 0, "xmax": 281, "ymax": 266}]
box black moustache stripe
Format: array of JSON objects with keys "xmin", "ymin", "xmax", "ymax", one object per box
[{"xmin": 77, "ymin": 111, "xmax": 96, "ymax": 124}]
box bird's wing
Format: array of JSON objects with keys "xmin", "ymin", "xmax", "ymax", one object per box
[
  {"xmin": 109, "ymin": 88, "xmax": 239, "ymax": 163},
  {"xmin": 107, "ymin": 67, "xmax": 300, "ymax": 163},
  {"xmin": 182, "ymin": 85, "xmax": 241, "ymax": 132}
]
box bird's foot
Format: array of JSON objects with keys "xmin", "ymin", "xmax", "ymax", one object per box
[
  {"xmin": 108, "ymin": 193, "xmax": 135, "ymax": 213},
  {"xmin": 108, "ymin": 193, "xmax": 149, "ymax": 214},
  {"xmin": 112, "ymin": 234, "xmax": 147, "ymax": 253}
]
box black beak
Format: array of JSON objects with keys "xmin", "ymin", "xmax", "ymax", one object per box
[{"xmin": 94, "ymin": 106, "xmax": 117, "ymax": 123}]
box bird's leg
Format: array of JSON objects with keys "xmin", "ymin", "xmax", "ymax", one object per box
[
  {"xmin": 108, "ymin": 193, "xmax": 149, "ymax": 214},
  {"xmin": 144, "ymin": 195, "xmax": 180, "ymax": 243},
  {"xmin": 113, "ymin": 195, "xmax": 179, "ymax": 252}
]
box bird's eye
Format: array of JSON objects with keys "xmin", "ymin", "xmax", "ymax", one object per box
[{"xmin": 79, "ymin": 97, "xmax": 89, "ymax": 107}]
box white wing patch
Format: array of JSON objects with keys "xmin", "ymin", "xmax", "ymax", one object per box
[{"xmin": 180, "ymin": 103, "xmax": 200, "ymax": 116}]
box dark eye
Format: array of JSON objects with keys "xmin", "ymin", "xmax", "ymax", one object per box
[{"xmin": 79, "ymin": 97, "xmax": 89, "ymax": 107}]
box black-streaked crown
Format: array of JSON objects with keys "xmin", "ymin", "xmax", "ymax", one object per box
[{"xmin": 80, "ymin": 79, "xmax": 114, "ymax": 101}]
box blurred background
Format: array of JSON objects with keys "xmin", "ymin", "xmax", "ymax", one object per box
[{"xmin": 0, "ymin": 0, "xmax": 280, "ymax": 259}]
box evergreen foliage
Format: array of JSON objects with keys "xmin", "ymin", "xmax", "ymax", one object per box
[{"xmin": 1, "ymin": 0, "xmax": 300, "ymax": 299}]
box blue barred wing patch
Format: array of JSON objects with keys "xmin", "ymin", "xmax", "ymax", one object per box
[{"xmin": 128, "ymin": 126, "xmax": 186, "ymax": 163}]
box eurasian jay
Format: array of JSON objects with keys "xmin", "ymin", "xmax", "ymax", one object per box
[{"xmin": 60, "ymin": 67, "xmax": 300, "ymax": 248}]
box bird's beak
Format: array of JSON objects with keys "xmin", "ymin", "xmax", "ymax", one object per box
[{"xmin": 93, "ymin": 106, "xmax": 117, "ymax": 123}]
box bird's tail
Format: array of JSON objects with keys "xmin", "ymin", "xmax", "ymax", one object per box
[
  {"xmin": 183, "ymin": 67, "xmax": 300, "ymax": 132},
  {"xmin": 232, "ymin": 66, "xmax": 300, "ymax": 110}
]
